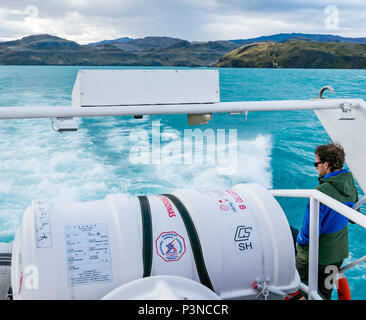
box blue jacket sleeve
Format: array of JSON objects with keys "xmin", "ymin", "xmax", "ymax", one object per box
[
  {"xmin": 297, "ymin": 203, "xmax": 310, "ymax": 246},
  {"xmin": 296, "ymin": 203, "xmax": 328, "ymax": 246}
]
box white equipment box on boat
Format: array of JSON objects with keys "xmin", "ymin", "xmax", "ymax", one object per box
[
  {"xmin": 72, "ymin": 69, "xmax": 220, "ymax": 107},
  {"xmin": 11, "ymin": 183, "xmax": 300, "ymax": 300}
]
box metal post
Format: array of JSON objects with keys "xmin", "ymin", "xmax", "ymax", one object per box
[
  {"xmin": 353, "ymin": 195, "xmax": 366, "ymax": 211},
  {"xmin": 340, "ymin": 254, "xmax": 366, "ymax": 272},
  {"xmin": 308, "ymin": 197, "xmax": 320, "ymax": 300}
]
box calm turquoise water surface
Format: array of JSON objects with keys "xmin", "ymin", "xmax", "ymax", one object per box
[{"xmin": 0, "ymin": 66, "xmax": 365, "ymax": 299}]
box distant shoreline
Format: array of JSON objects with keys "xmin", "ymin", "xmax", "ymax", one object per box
[
  {"xmin": 1, "ymin": 34, "xmax": 366, "ymax": 69},
  {"xmin": 2, "ymin": 65, "xmax": 366, "ymax": 70}
]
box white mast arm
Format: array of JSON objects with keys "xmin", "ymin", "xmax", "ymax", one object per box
[{"xmin": 0, "ymin": 99, "xmax": 363, "ymax": 120}]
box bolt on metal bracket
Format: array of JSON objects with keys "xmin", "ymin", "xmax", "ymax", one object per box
[{"xmin": 339, "ymin": 103, "xmax": 356, "ymax": 120}]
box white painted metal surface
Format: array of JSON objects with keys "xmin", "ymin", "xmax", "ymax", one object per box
[
  {"xmin": 308, "ymin": 197, "xmax": 319, "ymax": 300},
  {"xmin": 72, "ymin": 69, "xmax": 220, "ymax": 107},
  {"xmin": 353, "ymin": 195, "xmax": 366, "ymax": 211},
  {"xmin": 272, "ymin": 189, "xmax": 366, "ymax": 228},
  {"xmin": 315, "ymin": 100, "xmax": 366, "ymax": 194},
  {"xmin": 0, "ymin": 99, "xmax": 363, "ymax": 119},
  {"xmin": 340, "ymin": 254, "xmax": 366, "ymax": 272},
  {"xmin": 271, "ymin": 189, "xmax": 366, "ymax": 300}
]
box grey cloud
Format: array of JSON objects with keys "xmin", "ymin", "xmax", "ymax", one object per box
[{"xmin": 0, "ymin": 0, "xmax": 365, "ymax": 42}]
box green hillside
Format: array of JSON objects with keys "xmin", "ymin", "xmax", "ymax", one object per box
[
  {"xmin": 0, "ymin": 34, "xmax": 236, "ymax": 67},
  {"xmin": 2, "ymin": 35, "xmax": 366, "ymax": 68},
  {"xmin": 215, "ymin": 40, "xmax": 366, "ymax": 68}
]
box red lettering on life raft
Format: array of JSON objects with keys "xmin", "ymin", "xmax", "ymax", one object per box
[
  {"xmin": 225, "ymin": 189, "xmax": 246, "ymax": 209},
  {"xmin": 157, "ymin": 195, "xmax": 177, "ymax": 218}
]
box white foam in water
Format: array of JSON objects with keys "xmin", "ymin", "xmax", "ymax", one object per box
[
  {"xmin": 103, "ymin": 119, "xmax": 273, "ymax": 193},
  {"xmin": 153, "ymin": 132, "xmax": 273, "ymax": 191},
  {"xmin": 0, "ymin": 118, "xmax": 121, "ymax": 240},
  {"xmin": 0, "ymin": 114, "xmax": 273, "ymax": 241},
  {"xmin": 104, "ymin": 116, "xmax": 153, "ymax": 153}
]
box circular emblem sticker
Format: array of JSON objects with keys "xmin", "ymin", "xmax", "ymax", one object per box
[
  {"xmin": 219, "ymin": 204, "xmax": 230, "ymax": 211},
  {"xmin": 155, "ymin": 231, "xmax": 186, "ymax": 262}
]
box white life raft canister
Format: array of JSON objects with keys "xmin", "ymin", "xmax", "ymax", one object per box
[{"xmin": 11, "ymin": 183, "xmax": 300, "ymax": 299}]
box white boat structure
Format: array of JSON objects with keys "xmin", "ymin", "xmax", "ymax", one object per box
[{"xmin": 0, "ymin": 69, "xmax": 366, "ymax": 300}]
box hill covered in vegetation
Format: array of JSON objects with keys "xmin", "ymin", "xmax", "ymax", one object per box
[
  {"xmin": 1, "ymin": 34, "xmax": 366, "ymax": 68},
  {"xmin": 215, "ymin": 40, "xmax": 366, "ymax": 69}
]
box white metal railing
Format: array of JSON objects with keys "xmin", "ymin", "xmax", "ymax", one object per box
[
  {"xmin": 0, "ymin": 98, "xmax": 363, "ymax": 119},
  {"xmin": 271, "ymin": 189, "xmax": 366, "ymax": 300},
  {"xmin": 354, "ymin": 195, "xmax": 366, "ymax": 211}
]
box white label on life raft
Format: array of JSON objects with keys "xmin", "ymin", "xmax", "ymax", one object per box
[
  {"xmin": 65, "ymin": 223, "xmax": 113, "ymax": 286},
  {"xmin": 204, "ymin": 190, "xmax": 247, "ymax": 214},
  {"xmin": 34, "ymin": 200, "xmax": 52, "ymax": 249}
]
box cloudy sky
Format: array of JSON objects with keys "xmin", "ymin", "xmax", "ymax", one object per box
[{"xmin": 0, "ymin": 0, "xmax": 365, "ymax": 44}]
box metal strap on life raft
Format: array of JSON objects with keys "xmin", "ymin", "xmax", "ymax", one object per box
[
  {"xmin": 0, "ymin": 253, "xmax": 11, "ymax": 266},
  {"xmin": 138, "ymin": 196, "xmax": 153, "ymax": 278},
  {"xmin": 163, "ymin": 194, "xmax": 214, "ymax": 291}
]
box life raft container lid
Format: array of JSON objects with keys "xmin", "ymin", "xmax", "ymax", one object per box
[{"xmin": 101, "ymin": 275, "xmax": 221, "ymax": 300}]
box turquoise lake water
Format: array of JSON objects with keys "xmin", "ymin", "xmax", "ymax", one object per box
[{"xmin": 0, "ymin": 66, "xmax": 365, "ymax": 299}]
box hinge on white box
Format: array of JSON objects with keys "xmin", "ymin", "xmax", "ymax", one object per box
[
  {"xmin": 51, "ymin": 117, "xmax": 78, "ymax": 132},
  {"xmin": 339, "ymin": 103, "xmax": 356, "ymax": 120},
  {"xmin": 229, "ymin": 111, "xmax": 248, "ymax": 122}
]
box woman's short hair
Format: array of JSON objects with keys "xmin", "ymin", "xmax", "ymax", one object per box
[{"xmin": 315, "ymin": 143, "xmax": 345, "ymax": 171}]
